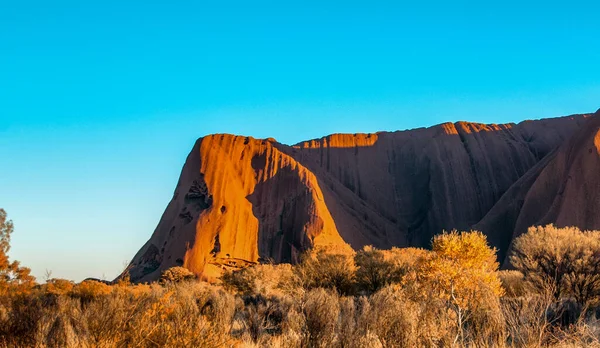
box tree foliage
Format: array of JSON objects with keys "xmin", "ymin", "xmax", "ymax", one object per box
[
  {"xmin": 0, "ymin": 209, "xmax": 36, "ymax": 295},
  {"xmin": 510, "ymin": 224, "xmax": 600, "ymax": 306},
  {"xmin": 0, "ymin": 209, "xmax": 14, "ymax": 271},
  {"xmin": 415, "ymin": 230, "xmax": 504, "ymax": 344},
  {"xmin": 418, "ymin": 230, "xmax": 503, "ymax": 308}
]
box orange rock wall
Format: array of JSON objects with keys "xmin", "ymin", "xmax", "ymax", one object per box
[
  {"xmin": 126, "ymin": 135, "xmax": 349, "ymax": 282},
  {"xmin": 125, "ymin": 112, "xmax": 597, "ymax": 282}
]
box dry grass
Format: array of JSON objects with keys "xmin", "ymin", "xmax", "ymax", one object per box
[
  {"xmin": 0, "ymin": 281, "xmax": 235, "ymax": 347},
  {"xmin": 3, "ymin": 228, "xmax": 600, "ymax": 347},
  {"xmin": 2, "ymin": 275, "xmax": 599, "ymax": 348}
]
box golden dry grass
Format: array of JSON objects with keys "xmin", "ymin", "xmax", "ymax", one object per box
[{"xmin": 2, "ymin": 229, "xmax": 600, "ymax": 347}]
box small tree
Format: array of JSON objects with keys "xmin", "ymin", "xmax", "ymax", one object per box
[
  {"xmin": 0, "ymin": 209, "xmax": 36, "ymax": 295},
  {"xmin": 510, "ymin": 225, "xmax": 600, "ymax": 307},
  {"xmin": 417, "ymin": 230, "xmax": 504, "ymax": 345}
]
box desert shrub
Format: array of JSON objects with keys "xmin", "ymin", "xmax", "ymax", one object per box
[
  {"xmin": 44, "ymin": 314, "xmax": 81, "ymax": 348},
  {"xmin": 112, "ymin": 282, "xmax": 155, "ymax": 299},
  {"xmin": 337, "ymin": 296, "xmax": 359, "ymax": 347},
  {"xmin": 335, "ymin": 285, "xmax": 463, "ymax": 347},
  {"xmin": 145, "ymin": 282, "xmax": 235, "ymax": 347},
  {"xmin": 192, "ymin": 284, "xmax": 236, "ymax": 332},
  {"xmin": 499, "ymin": 270, "xmax": 528, "ymax": 298},
  {"xmin": 414, "ymin": 296, "xmax": 456, "ymax": 346},
  {"xmin": 464, "ymin": 285, "xmax": 506, "ymax": 346},
  {"xmin": 9, "ymin": 226, "xmax": 600, "ymax": 347},
  {"xmin": 547, "ymin": 317, "xmax": 600, "ymax": 347},
  {"xmin": 385, "ymin": 247, "xmax": 432, "ymax": 296},
  {"xmin": 302, "ymin": 288, "xmax": 340, "ymax": 347},
  {"xmin": 355, "ymin": 285, "xmax": 466, "ymax": 347},
  {"xmin": 353, "ymin": 331, "xmax": 384, "ymax": 348},
  {"xmin": 1, "ymin": 295, "xmax": 45, "ymax": 347},
  {"xmin": 81, "ymin": 291, "xmax": 139, "ymax": 345},
  {"xmin": 501, "ymin": 294, "xmax": 555, "ymax": 347},
  {"xmin": 81, "ymin": 284, "xmax": 152, "ymax": 345},
  {"xmin": 221, "ymin": 263, "xmax": 299, "ymax": 297},
  {"xmin": 510, "ymin": 225, "xmax": 600, "ymax": 307},
  {"xmin": 85, "ymin": 281, "xmax": 234, "ymax": 347},
  {"xmin": 0, "ymin": 279, "xmax": 238, "ymax": 347},
  {"xmin": 0, "ymin": 294, "xmax": 83, "ymax": 347},
  {"xmin": 362, "ymin": 286, "xmax": 418, "ymax": 347},
  {"xmin": 278, "ymin": 293, "xmax": 307, "ymax": 343},
  {"xmin": 234, "ymin": 294, "xmax": 296, "ymax": 344},
  {"xmin": 70, "ymin": 280, "xmax": 112, "ymax": 304},
  {"xmin": 35, "ymin": 296, "xmax": 85, "ymax": 348},
  {"xmin": 334, "ymin": 296, "xmax": 386, "ymax": 348},
  {"xmin": 239, "ymin": 299, "xmax": 273, "ymax": 342},
  {"xmin": 0, "ymin": 302, "xmax": 8, "ymax": 326},
  {"xmin": 354, "ymin": 246, "xmax": 408, "ymax": 294},
  {"xmin": 46, "ymin": 278, "xmax": 75, "ymax": 296},
  {"xmin": 295, "ymin": 247, "xmax": 356, "ymax": 295},
  {"xmin": 159, "ymin": 266, "xmax": 196, "ymax": 284},
  {"xmin": 386, "ymin": 246, "xmax": 430, "ymax": 268},
  {"xmin": 222, "ymin": 267, "xmax": 255, "ymax": 295}
]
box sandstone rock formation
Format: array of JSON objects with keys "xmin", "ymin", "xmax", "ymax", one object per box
[
  {"xmin": 476, "ymin": 110, "xmax": 600, "ymax": 264},
  {"xmin": 124, "ymin": 110, "xmax": 598, "ymax": 282},
  {"xmin": 126, "ymin": 135, "xmax": 351, "ymax": 282}
]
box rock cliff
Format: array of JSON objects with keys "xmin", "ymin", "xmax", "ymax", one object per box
[
  {"xmin": 124, "ymin": 110, "xmax": 598, "ymax": 282},
  {"xmin": 476, "ymin": 111, "xmax": 600, "ymax": 264},
  {"xmin": 126, "ymin": 134, "xmax": 350, "ymax": 282}
]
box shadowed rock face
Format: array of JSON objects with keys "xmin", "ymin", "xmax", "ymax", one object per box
[
  {"xmin": 124, "ymin": 111, "xmax": 598, "ymax": 282},
  {"xmin": 477, "ymin": 111, "xmax": 600, "ymax": 265}
]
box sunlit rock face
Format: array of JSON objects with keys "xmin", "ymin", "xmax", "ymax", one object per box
[
  {"xmin": 126, "ymin": 135, "xmax": 350, "ymax": 282},
  {"xmin": 124, "ymin": 111, "xmax": 598, "ymax": 282}
]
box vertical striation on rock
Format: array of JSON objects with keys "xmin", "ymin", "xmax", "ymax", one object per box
[
  {"xmin": 123, "ymin": 111, "xmax": 598, "ymax": 282},
  {"xmin": 477, "ymin": 110, "xmax": 600, "ymax": 264},
  {"xmin": 125, "ymin": 134, "xmax": 350, "ymax": 283}
]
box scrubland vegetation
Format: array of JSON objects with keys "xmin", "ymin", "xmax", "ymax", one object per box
[{"xmin": 2, "ymin": 208, "xmax": 600, "ymax": 347}]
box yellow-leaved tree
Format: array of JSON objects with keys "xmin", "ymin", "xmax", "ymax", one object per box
[{"xmin": 416, "ymin": 230, "xmax": 504, "ymax": 345}]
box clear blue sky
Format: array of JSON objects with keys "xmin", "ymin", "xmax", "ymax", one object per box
[{"xmin": 1, "ymin": 1, "xmax": 598, "ymax": 281}]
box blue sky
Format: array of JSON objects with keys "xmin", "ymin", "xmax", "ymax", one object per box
[{"xmin": 1, "ymin": 1, "xmax": 599, "ymax": 281}]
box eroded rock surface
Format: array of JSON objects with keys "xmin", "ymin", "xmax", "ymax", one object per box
[
  {"xmin": 124, "ymin": 111, "xmax": 598, "ymax": 282},
  {"xmin": 477, "ymin": 111, "xmax": 600, "ymax": 264}
]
